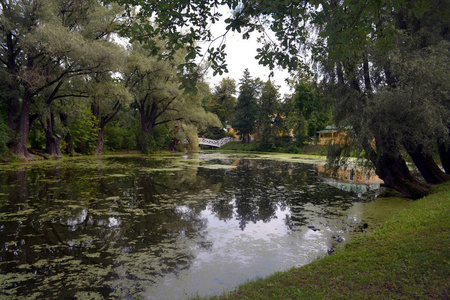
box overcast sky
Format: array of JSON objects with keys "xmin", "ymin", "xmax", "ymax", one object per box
[{"xmin": 198, "ymin": 8, "xmax": 293, "ymax": 97}]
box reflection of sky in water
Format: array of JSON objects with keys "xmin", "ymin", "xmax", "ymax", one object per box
[
  {"xmin": 146, "ymin": 202, "xmax": 343, "ymax": 299},
  {"xmin": 66, "ymin": 208, "xmax": 88, "ymax": 231},
  {"xmin": 108, "ymin": 217, "xmax": 121, "ymax": 228}
]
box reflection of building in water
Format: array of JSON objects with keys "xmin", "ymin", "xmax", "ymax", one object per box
[{"xmin": 315, "ymin": 164, "xmax": 383, "ymax": 185}]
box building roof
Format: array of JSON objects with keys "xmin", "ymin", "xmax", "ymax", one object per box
[{"xmin": 316, "ymin": 125, "xmax": 352, "ymax": 133}]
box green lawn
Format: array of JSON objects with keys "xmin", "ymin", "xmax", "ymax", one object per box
[{"xmin": 207, "ymin": 182, "xmax": 450, "ymax": 299}]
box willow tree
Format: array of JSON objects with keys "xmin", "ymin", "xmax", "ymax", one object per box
[
  {"xmin": 321, "ymin": 0, "xmax": 450, "ymax": 197},
  {"xmin": 0, "ymin": 0, "xmax": 125, "ymax": 159},
  {"xmin": 123, "ymin": 43, "xmax": 220, "ymax": 152},
  {"xmin": 1, "ymin": 0, "xmax": 43, "ymax": 159}
]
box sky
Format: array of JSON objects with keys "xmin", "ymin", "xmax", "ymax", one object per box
[
  {"xmin": 115, "ymin": 6, "xmax": 293, "ymax": 97},
  {"xmin": 198, "ymin": 8, "xmax": 293, "ymax": 97}
]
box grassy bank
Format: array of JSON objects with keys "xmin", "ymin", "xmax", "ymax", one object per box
[{"xmin": 209, "ymin": 182, "xmax": 450, "ymax": 299}]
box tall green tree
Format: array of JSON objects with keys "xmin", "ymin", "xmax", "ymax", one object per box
[
  {"xmin": 232, "ymin": 69, "xmax": 259, "ymax": 145},
  {"xmin": 123, "ymin": 42, "xmax": 184, "ymax": 152},
  {"xmin": 208, "ymin": 77, "xmax": 237, "ymax": 125},
  {"xmin": 255, "ymin": 80, "xmax": 280, "ymax": 151},
  {"xmin": 1, "ymin": 0, "xmax": 44, "ymax": 159},
  {"xmin": 289, "ymin": 80, "xmax": 332, "ymax": 145}
]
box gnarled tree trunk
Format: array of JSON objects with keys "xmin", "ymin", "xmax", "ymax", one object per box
[
  {"xmin": 9, "ymin": 98, "xmax": 33, "ymax": 160},
  {"xmin": 375, "ymin": 151, "xmax": 431, "ymax": 199},
  {"xmin": 406, "ymin": 145, "xmax": 450, "ymax": 184},
  {"xmin": 362, "ymin": 138, "xmax": 431, "ymax": 199},
  {"xmin": 45, "ymin": 134, "xmax": 62, "ymax": 158},
  {"xmin": 91, "ymin": 100, "xmax": 122, "ymax": 156}
]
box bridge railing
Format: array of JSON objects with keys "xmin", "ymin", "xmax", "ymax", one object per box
[{"xmin": 199, "ymin": 137, "xmax": 233, "ymax": 147}]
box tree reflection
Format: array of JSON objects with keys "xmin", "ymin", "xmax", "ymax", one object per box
[
  {"xmin": 203, "ymin": 159, "xmax": 367, "ymax": 232},
  {"xmin": 205, "ymin": 159, "xmax": 297, "ymax": 230}
]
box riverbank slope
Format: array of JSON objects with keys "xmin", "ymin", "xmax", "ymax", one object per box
[{"xmin": 209, "ymin": 182, "xmax": 450, "ymax": 299}]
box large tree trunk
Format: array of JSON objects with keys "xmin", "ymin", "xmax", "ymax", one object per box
[
  {"xmin": 91, "ymin": 100, "xmax": 122, "ymax": 156},
  {"xmin": 94, "ymin": 128, "xmax": 105, "ymax": 155},
  {"xmin": 361, "ymin": 137, "xmax": 431, "ymax": 199},
  {"xmin": 44, "ymin": 112, "xmax": 62, "ymax": 158},
  {"xmin": 374, "ymin": 150, "xmax": 431, "ymax": 199},
  {"xmin": 10, "ymin": 99, "xmax": 33, "ymax": 160},
  {"xmin": 407, "ymin": 145, "xmax": 450, "ymax": 184},
  {"xmin": 45, "ymin": 133, "xmax": 62, "ymax": 158},
  {"xmin": 139, "ymin": 109, "xmax": 156, "ymax": 153}
]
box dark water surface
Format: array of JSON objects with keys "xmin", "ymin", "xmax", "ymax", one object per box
[{"xmin": 0, "ymin": 152, "xmax": 411, "ymax": 299}]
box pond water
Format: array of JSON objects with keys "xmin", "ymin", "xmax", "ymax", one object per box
[{"xmin": 0, "ymin": 152, "xmax": 411, "ymax": 299}]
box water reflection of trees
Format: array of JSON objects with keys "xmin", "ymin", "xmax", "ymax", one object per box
[
  {"xmin": 202, "ymin": 160, "xmax": 300, "ymax": 230},
  {"xmin": 202, "ymin": 159, "xmax": 366, "ymax": 231},
  {"xmin": 0, "ymin": 160, "xmax": 212, "ymax": 299}
]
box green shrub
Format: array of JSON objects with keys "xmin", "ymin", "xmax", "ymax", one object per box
[
  {"xmin": 139, "ymin": 125, "xmax": 171, "ymax": 154},
  {"xmin": 68, "ymin": 109, "xmax": 98, "ymax": 154}
]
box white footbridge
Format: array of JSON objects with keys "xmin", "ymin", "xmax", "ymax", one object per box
[{"xmin": 198, "ymin": 137, "xmax": 233, "ymax": 148}]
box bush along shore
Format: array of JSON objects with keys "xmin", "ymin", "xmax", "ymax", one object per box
[{"xmin": 206, "ymin": 182, "xmax": 450, "ymax": 299}]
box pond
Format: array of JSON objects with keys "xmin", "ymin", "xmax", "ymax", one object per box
[{"xmin": 0, "ymin": 152, "xmax": 411, "ymax": 299}]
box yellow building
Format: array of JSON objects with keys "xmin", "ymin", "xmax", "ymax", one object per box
[{"xmin": 316, "ymin": 125, "xmax": 350, "ymax": 146}]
